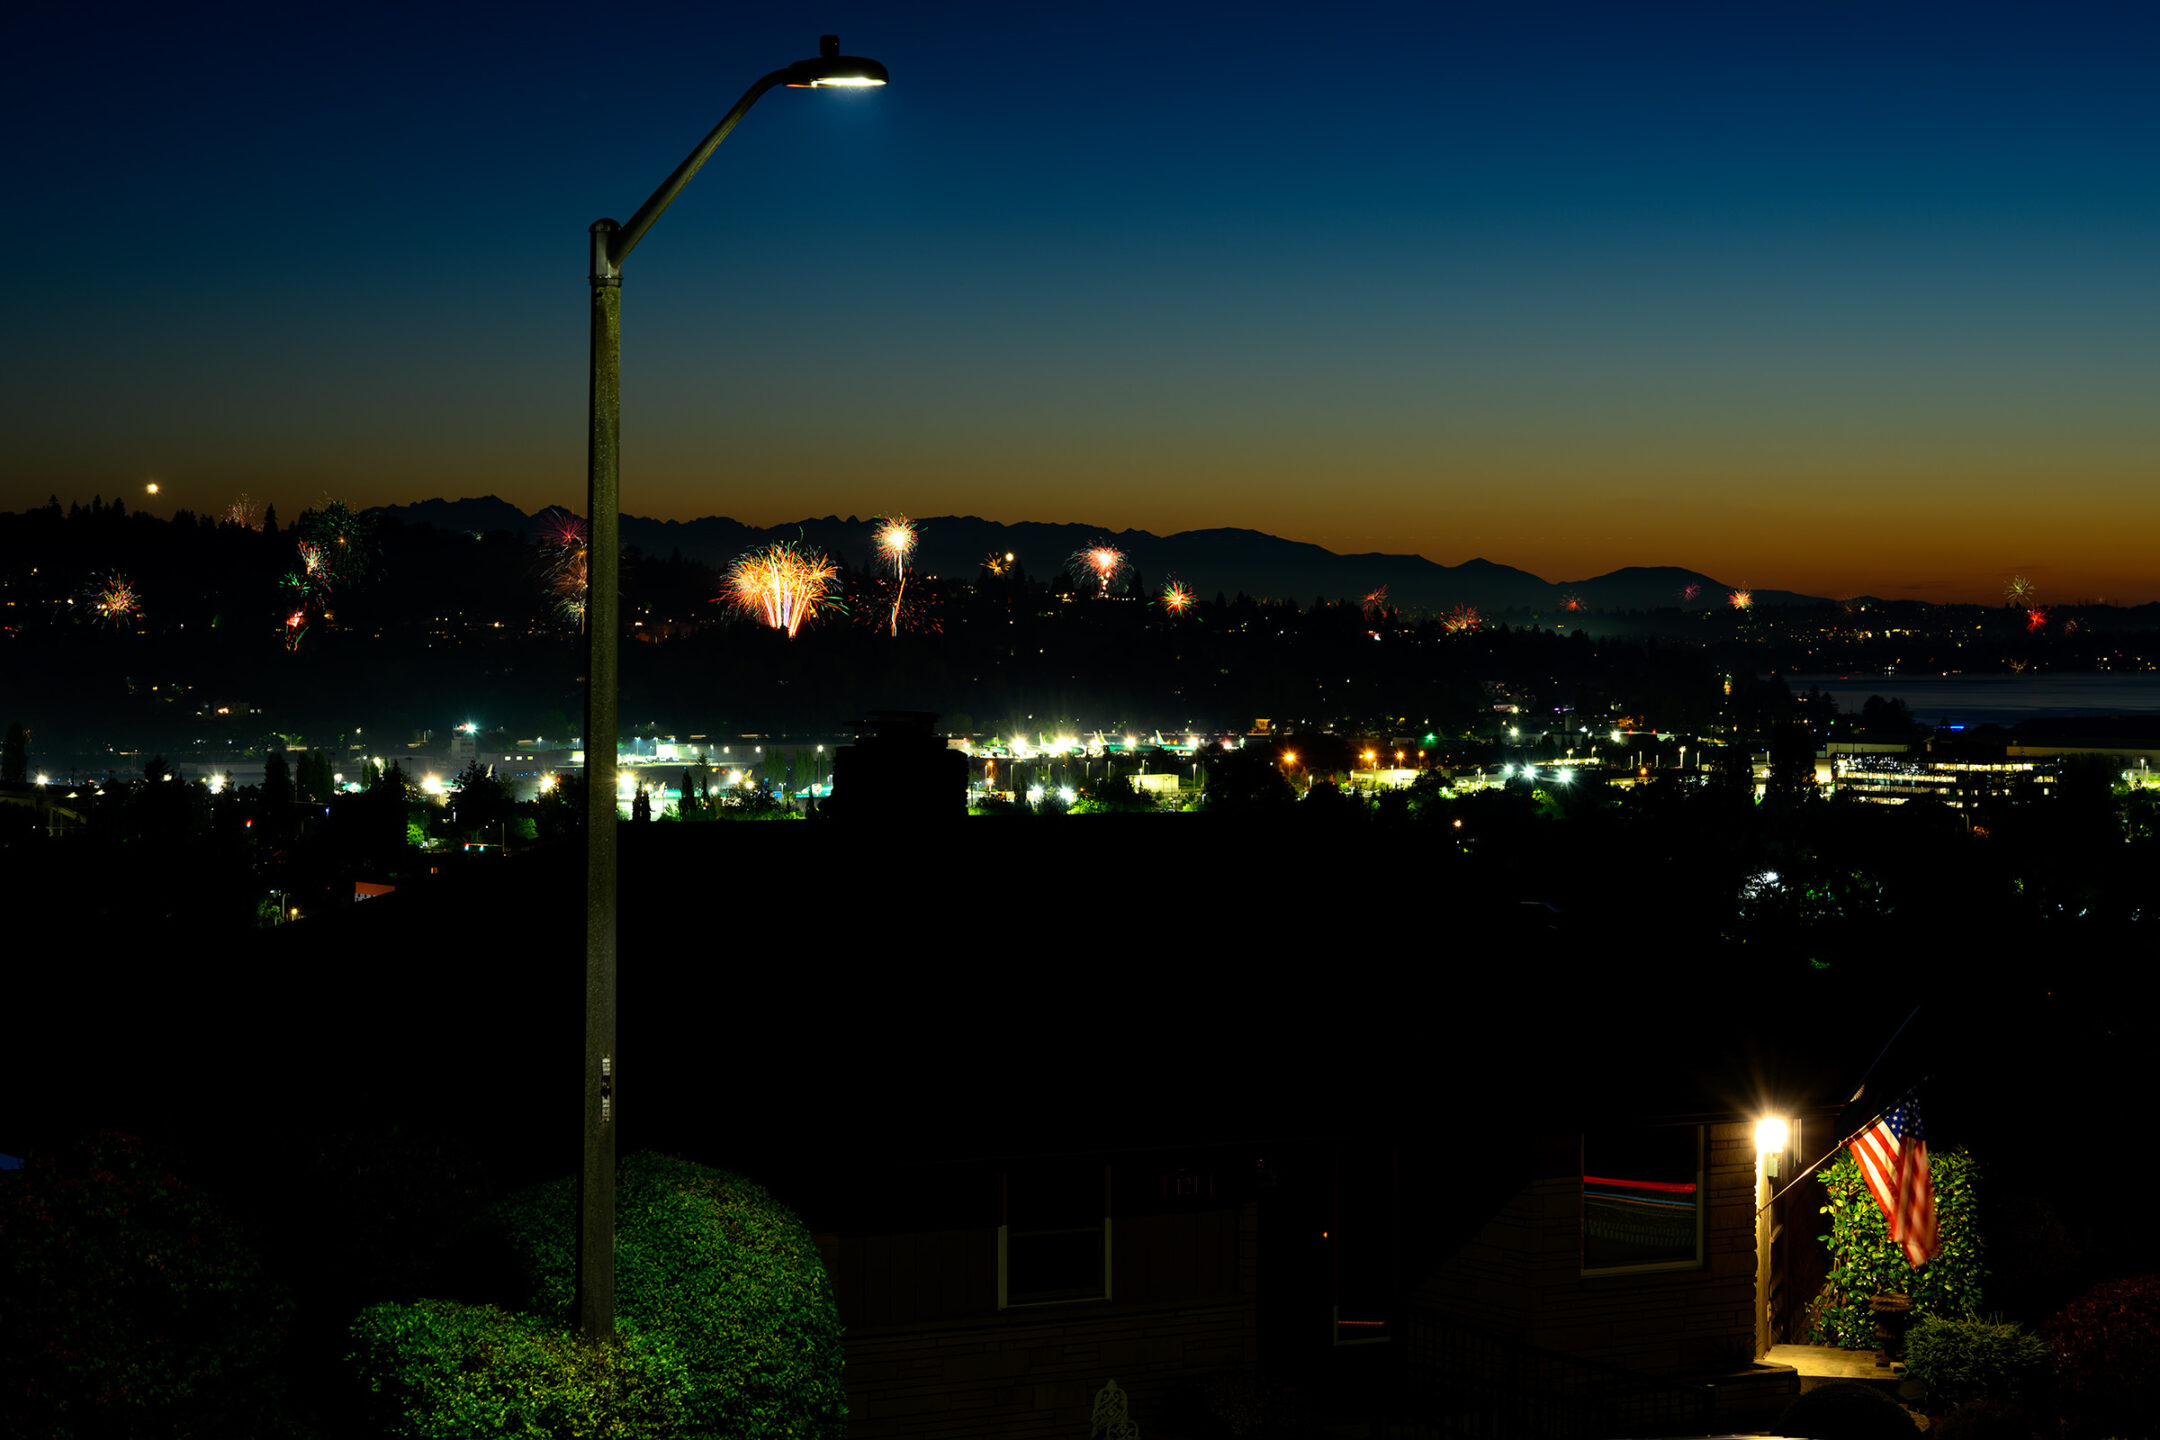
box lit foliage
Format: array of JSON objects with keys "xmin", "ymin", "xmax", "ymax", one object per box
[
  {"xmin": 468, "ymin": 1153, "xmax": 846, "ymax": 1440},
  {"xmin": 348, "ymin": 1300, "xmax": 691, "ymax": 1440},
  {"xmin": 726, "ymin": 542, "xmax": 841, "ymax": 638},
  {"xmin": 1811, "ymin": 1147, "xmax": 1986, "ymax": 1349},
  {"xmin": 1902, "ymin": 1314, "xmax": 2049, "ymax": 1411}
]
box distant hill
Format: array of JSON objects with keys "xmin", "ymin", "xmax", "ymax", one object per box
[{"xmin": 365, "ymin": 497, "xmax": 1831, "ymax": 615}]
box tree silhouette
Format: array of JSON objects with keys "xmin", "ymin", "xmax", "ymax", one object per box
[{"xmin": 2, "ymin": 722, "xmax": 25, "ymax": 784}]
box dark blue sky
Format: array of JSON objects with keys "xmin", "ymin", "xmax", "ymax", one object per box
[{"xmin": 7, "ymin": 2, "xmax": 2157, "ymax": 600}]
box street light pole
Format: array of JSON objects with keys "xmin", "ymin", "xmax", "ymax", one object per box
[{"xmin": 578, "ymin": 35, "xmax": 887, "ymax": 1345}]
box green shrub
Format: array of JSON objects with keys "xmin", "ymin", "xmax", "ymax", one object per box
[
  {"xmin": 477, "ymin": 1152, "xmax": 846, "ymax": 1440},
  {"xmin": 1774, "ymin": 1380, "xmax": 1920, "ymax": 1440},
  {"xmin": 2046, "ymin": 1273, "xmax": 2160, "ymax": 1439},
  {"xmin": 1811, "ymin": 1147, "xmax": 1986, "ymax": 1348},
  {"xmin": 1903, "ymin": 1315, "xmax": 2048, "ymax": 1409},
  {"xmin": 349, "ymin": 1299, "xmax": 690, "ymax": 1439},
  {"xmin": 0, "ymin": 1133, "xmax": 294, "ymax": 1440}
]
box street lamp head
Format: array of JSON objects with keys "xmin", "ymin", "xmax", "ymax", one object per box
[{"xmin": 786, "ymin": 36, "xmax": 889, "ymax": 87}]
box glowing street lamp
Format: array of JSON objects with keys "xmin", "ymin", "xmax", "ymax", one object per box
[{"xmin": 577, "ymin": 34, "xmax": 887, "ymax": 1346}]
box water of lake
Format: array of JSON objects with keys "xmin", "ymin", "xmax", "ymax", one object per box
[{"xmin": 1783, "ymin": 673, "xmax": 2160, "ymax": 725}]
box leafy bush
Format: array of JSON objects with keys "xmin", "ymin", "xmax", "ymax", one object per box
[
  {"xmin": 0, "ymin": 1133, "xmax": 294, "ymax": 1440},
  {"xmin": 349, "ymin": 1299, "xmax": 690, "ymax": 1439},
  {"xmin": 475, "ymin": 1153, "xmax": 846, "ymax": 1440},
  {"xmin": 2046, "ymin": 1273, "xmax": 2160, "ymax": 1439},
  {"xmin": 1811, "ymin": 1147, "xmax": 1986, "ymax": 1348},
  {"xmin": 1774, "ymin": 1380, "xmax": 1920, "ymax": 1439},
  {"xmin": 1903, "ymin": 1315, "xmax": 2048, "ymax": 1409}
]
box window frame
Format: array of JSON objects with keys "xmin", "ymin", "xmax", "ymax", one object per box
[
  {"xmin": 1580, "ymin": 1124, "xmax": 1706, "ymax": 1278},
  {"xmin": 997, "ymin": 1162, "xmax": 1112, "ymax": 1309}
]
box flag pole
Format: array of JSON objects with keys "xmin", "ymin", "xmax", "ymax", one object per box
[{"xmin": 1754, "ymin": 1075, "xmax": 1929, "ymax": 1218}]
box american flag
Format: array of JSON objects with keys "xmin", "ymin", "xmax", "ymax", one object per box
[{"xmin": 1850, "ymin": 1096, "xmax": 1937, "ymax": 1268}]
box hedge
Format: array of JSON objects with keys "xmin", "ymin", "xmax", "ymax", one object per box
[
  {"xmin": 349, "ymin": 1299, "xmax": 691, "ymax": 1439},
  {"xmin": 1811, "ymin": 1147, "xmax": 1986, "ymax": 1348},
  {"xmin": 472, "ymin": 1152, "xmax": 846, "ymax": 1440},
  {"xmin": 0, "ymin": 1133, "xmax": 293, "ymax": 1440},
  {"xmin": 1902, "ymin": 1314, "xmax": 2048, "ymax": 1409}
]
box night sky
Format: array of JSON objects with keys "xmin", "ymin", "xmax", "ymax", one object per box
[{"xmin": 6, "ymin": 2, "xmax": 2157, "ymax": 603}]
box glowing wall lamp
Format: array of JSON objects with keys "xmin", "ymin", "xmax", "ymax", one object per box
[{"xmin": 1755, "ymin": 1116, "xmax": 1791, "ymax": 1178}]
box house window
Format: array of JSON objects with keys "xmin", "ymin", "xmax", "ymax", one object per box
[
  {"xmin": 1000, "ymin": 1161, "xmax": 1109, "ymax": 1307},
  {"xmin": 1582, "ymin": 1125, "xmax": 1704, "ymax": 1274}
]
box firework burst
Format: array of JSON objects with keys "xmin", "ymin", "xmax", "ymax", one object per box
[
  {"xmin": 1160, "ymin": 577, "xmax": 1195, "ymax": 615},
  {"xmin": 539, "ymin": 511, "xmax": 589, "ymax": 628},
  {"xmin": 856, "ymin": 577, "xmax": 943, "ymax": 634},
  {"xmin": 1362, "ymin": 585, "xmax": 1390, "ymax": 622},
  {"xmin": 726, "ymin": 541, "xmax": 842, "ymax": 638},
  {"xmin": 88, "ymin": 573, "xmax": 141, "ymax": 626},
  {"xmin": 1679, "ymin": 581, "xmax": 1701, "ymax": 604},
  {"xmin": 224, "ymin": 493, "xmax": 260, "ymax": 529},
  {"xmin": 1067, "ymin": 543, "xmax": 1129, "ymax": 596},
  {"xmin": 1728, "ymin": 589, "xmax": 1753, "ymax": 610},
  {"xmin": 1560, "ymin": 593, "xmax": 1585, "ymax": 613},
  {"xmin": 2005, "ymin": 574, "xmax": 2037, "ymax": 606},
  {"xmin": 982, "ymin": 550, "xmax": 1015, "ymax": 578},
  {"xmin": 1443, "ymin": 604, "xmax": 1481, "ymax": 634},
  {"xmin": 2026, "ymin": 607, "xmax": 2048, "ymax": 633},
  {"xmin": 873, "ymin": 514, "xmax": 918, "ymax": 636}
]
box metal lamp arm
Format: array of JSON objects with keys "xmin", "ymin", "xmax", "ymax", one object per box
[{"xmin": 598, "ymin": 68, "xmax": 791, "ymax": 279}]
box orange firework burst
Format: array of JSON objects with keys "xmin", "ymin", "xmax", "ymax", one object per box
[
  {"xmin": 1161, "ymin": 578, "xmax": 1194, "ymax": 615},
  {"xmin": 982, "ymin": 550, "xmax": 1015, "ymax": 577},
  {"xmin": 1728, "ymin": 589, "xmax": 1753, "ymax": 610},
  {"xmin": 1443, "ymin": 604, "xmax": 1481, "ymax": 634},
  {"xmin": 1561, "ymin": 594, "xmax": 1584, "ymax": 613},
  {"xmin": 1362, "ymin": 585, "xmax": 1390, "ymax": 621},
  {"xmin": 2026, "ymin": 607, "xmax": 2048, "ymax": 633},
  {"xmin": 726, "ymin": 542, "xmax": 841, "ymax": 638},
  {"xmin": 1067, "ymin": 544, "xmax": 1129, "ymax": 596},
  {"xmin": 224, "ymin": 493, "xmax": 260, "ymax": 529},
  {"xmin": 873, "ymin": 515, "xmax": 918, "ymax": 636}
]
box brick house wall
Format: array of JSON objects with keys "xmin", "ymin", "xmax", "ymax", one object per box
[
  {"xmin": 820, "ymin": 1198, "xmax": 1259, "ymax": 1439},
  {"xmin": 1411, "ymin": 1122, "xmax": 1760, "ymax": 1378}
]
